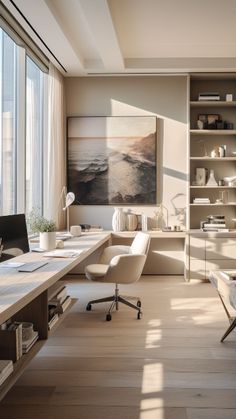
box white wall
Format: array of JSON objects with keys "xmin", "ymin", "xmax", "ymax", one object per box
[{"xmin": 65, "ymin": 75, "xmax": 188, "ymax": 230}]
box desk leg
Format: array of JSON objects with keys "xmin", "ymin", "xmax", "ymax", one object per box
[
  {"xmin": 221, "ymin": 318, "xmax": 236, "ymax": 342},
  {"xmin": 218, "ymin": 292, "xmax": 236, "ymax": 342}
]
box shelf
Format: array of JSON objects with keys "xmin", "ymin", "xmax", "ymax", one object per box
[
  {"xmin": 190, "ymin": 186, "xmax": 236, "ymax": 189},
  {"xmin": 190, "ymin": 157, "xmax": 236, "ymax": 161},
  {"xmin": 190, "ymin": 101, "xmax": 236, "ymax": 107},
  {"xmin": 190, "ymin": 203, "xmax": 236, "ymax": 206},
  {"xmin": 190, "ymin": 130, "xmax": 236, "ymax": 135},
  {"xmin": 48, "ymin": 298, "xmax": 77, "ymax": 335},
  {"xmin": 0, "ymin": 339, "xmax": 45, "ymax": 402}
]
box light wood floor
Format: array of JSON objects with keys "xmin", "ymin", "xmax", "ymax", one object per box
[{"xmin": 0, "ymin": 275, "xmax": 236, "ymax": 419}]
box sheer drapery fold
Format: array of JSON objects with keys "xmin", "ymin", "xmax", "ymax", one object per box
[{"xmin": 45, "ymin": 63, "xmax": 66, "ymax": 230}]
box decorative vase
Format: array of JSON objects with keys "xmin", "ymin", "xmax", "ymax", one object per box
[
  {"xmin": 39, "ymin": 232, "xmax": 56, "ymax": 250},
  {"xmin": 126, "ymin": 213, "xmax": 138, "ymax": 231},
  {"xmin": 112, "ymin": 208, "xmax": 126, "ymax": 232},
  {"xmin": 206, "ymin": 169, "xmax": 217, "ymax": 186}
]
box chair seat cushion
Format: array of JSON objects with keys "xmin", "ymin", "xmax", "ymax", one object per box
[{"xmin": 85, "ymin": 264, "xmax": 109, "ymax": 281}]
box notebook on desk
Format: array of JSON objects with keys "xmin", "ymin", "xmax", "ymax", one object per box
[{"xmin": 43, "ymin": 250, "xmax": 84, "ymax": 258}]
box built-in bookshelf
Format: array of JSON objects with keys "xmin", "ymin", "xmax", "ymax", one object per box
[{"xmin": 189, "ymin": 73, "xmax": 236, "ymax": 230}]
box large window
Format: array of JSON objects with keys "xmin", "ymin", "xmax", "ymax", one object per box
[
  {"xmin": 0, "ymin": 27, "xmax": 46, "ymax": 216},
  {"xmin": 0, "ymin": 29, "xmax": 17, "ymax": 215}
]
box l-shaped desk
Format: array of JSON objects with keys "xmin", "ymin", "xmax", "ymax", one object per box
[
  {"xmin": 0, "ymin": 232, "xmax": 111, "ymax": 401},
  {"xmin": 0, "ymin": 230, "xmax": 186, "ymax": 401}
]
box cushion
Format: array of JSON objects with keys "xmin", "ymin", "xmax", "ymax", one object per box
[{"xmin": 85, "ymin": 264, "xmax": 109, "ymax": 281}]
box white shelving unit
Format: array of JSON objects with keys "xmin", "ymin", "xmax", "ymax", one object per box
[{"xmin": 189, "ymin": 73, "xmax": 236, "ymax": 229}]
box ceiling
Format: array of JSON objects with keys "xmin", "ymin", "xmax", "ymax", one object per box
[{"xmin": 2, "ymin": 0, "xmax": 236, "ymax": 76}]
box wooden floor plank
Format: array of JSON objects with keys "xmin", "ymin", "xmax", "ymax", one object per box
[{"xmin": 0, "ymin": 275, "xmax": 235, "ymax": 419}]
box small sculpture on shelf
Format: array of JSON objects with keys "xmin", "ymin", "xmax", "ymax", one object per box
[{"xmin": 206, "ymin": 169, "xmax": 218, "ymax": 186}]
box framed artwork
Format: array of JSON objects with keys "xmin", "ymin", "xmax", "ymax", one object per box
[
  {"xmin": 67, "ymin": 116, "xmax": 157, "ymax": 205},
  {"xmin": 198, "ymin": 113, "xmax": 220, "ymax": 129}
]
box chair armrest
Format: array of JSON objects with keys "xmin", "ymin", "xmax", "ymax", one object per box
[{"xmin": 99, "ymin": 245, "xmax": 130, "ymax": 264}]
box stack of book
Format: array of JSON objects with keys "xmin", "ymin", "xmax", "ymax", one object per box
[
  {"xmin": 48, "ymin": 283, "xmax": 71, "ymax": 330},
  {"xmin": 193, "ymin": 198, "xmax": 210, "ymax": 205},
  {"xmin": 0, "ymin": 360, "xmax": 13, "ymax": 386},
  {"xmin": 201, "ymin": 215, "xmax": 227, "ymax": 231},
  {"xmin": 198, "ymin": 92, "xmax": 220, "ymax": 101},
  {"xmin": 22, "ymin": 331, "xmax": 39, "ymax": 354}
]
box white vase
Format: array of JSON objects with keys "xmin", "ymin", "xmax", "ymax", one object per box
[
  {"xmin": 206, "ymin": 169, "xmax": 217, "ymax": 186},
  {"xmin": 112, "ymin": 208, "xmax": 126, "ymax": 232},
  {"xmin": 126, "ymin": 214, "xmax": 138, "ymax": 231},
  {"xmin": 39, "ymin": 232, "xmax": 56, "ymax": 250}
]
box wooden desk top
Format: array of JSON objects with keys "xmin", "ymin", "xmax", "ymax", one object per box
[{"xmin": 0, "ymin": 232, "xmax": 110, "ymax": 324}]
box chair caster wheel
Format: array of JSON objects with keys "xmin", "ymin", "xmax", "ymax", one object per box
[
  {"xmin": 137, "ymin": 311, "xmax": 142, "ymax": 320},
  {"xmin": 86, "ymin": 303, "xmax": 92, "ymax": 311},
  {"xmin": 106, "ymin": 314, "xmax": 112, "ymax": 321},
  {"xmin": 137, "ymin": 300, "xmax": 141, "ymax": 308}
]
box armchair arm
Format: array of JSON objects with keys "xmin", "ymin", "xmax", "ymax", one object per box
[{"xmin": 99, "ymin": 245, "xmax": 130, "ymax": 264}]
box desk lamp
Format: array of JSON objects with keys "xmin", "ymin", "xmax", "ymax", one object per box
[
  {"xmin": 63, "ymin": 191, "xmax": 75, "ymax": 232},
  {"xmin": 58, "ymin": 186, "xmax": 75, "ymax": 233}
]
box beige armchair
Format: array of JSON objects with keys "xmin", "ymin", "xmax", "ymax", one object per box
[{"xmin": 85, "ymin": 232, "xmax": 150, "ymax": 321}]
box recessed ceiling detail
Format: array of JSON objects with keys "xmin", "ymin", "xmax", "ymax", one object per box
[{"xmin": 2, "ymin": 0, "xmax": 236, "ymax": 75}]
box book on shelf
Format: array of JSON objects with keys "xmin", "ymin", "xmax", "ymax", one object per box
[
  {"xmin": 198, "ymin": 92, "xmax": 220, "ymax": 101},
  {"xmin": 202, "ymin": 224, "xmax": 226, "ymax": 228},
  {"xmin": 0, "ymin": 322, "xmax": 22, "ymax": 362},
  {"xmin": 48, "ymin": 313, "xmax": 59, "ymax": 330},
  {"xmin": 52, "ymin": 296, "xmax": 72, "ymax": 314},
  {"xmin": 48, "ymin": 286, "xmax": 67, "ymax": 305},
  {"xmin": 0, "ymin": 360, "xmax": 13, "ymax": 386},
  {"xmin": 22, "ymin": 331, "xmax": 39, "ymax": 354}
]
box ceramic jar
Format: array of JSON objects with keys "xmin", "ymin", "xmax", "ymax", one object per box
[
  {"xmin": 126, "ymin": 213, "xmax": 138, "ymax": 231},
  {"xmin": 112, "ymin": 208, "xmax": 126, "ymax": 232},
  {"xmin": 39, "ymin": 232, "xmax": 56, "ymax": 250}
]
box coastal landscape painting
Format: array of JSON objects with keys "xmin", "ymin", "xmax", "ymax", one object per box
[{"xmin": 67, "ymin": 116, "xmax": 156, "ymax": 205}]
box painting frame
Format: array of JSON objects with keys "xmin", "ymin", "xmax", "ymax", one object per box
[{"xmin": 67, "ymin": 116, "xmax": 157, "ymax": 205}]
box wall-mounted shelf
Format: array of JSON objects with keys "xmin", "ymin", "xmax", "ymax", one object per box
[
  {"xmin": 190, "ymin": 101, "xmax": 236, "ymax": 107},
  {"xmin": 190, "ymin": 130, "xmax": 236, "ymax": 135},
  {"xmin": 190, "ymin": 157, "xmax": 236, "ymax": 161},
  {"xmin": 190, "ymin": 203, "xmax": 236, "ymax": 206},
  {"xmin": 190, "ymin": 186, "xmax": 236, "ymax": 189},
  {"xmin": 189, "ymin": 73, "xmax": 236, "ymax": 230}
]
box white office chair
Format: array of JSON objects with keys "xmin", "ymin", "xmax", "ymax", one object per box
[{"xmin": 85, "ymin": 232, "xmax": 150, "ymax": 321}]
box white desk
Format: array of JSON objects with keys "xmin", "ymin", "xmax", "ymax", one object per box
[{"xmin": 0, "ymin": 232, "xmax": 110, "ymax": 400}]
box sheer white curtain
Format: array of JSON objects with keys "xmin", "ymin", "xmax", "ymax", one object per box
[{"xmin": 45, "ymin": 62, "xmax": 66, "ymax": 230}]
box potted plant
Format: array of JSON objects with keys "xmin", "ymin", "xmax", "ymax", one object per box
[{"xmin": 28, "ymin": 209, "xmax": 56, "ymax": 250}]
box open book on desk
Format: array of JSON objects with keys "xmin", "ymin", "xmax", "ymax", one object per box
[{"xmin": 43, "ymin": 249, "xmax": 84, "ymax": 258}]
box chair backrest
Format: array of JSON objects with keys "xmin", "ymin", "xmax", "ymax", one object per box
[
  {"xmin": 104, "ymin": 253, "xmax": 147, "ymax": 284},
  {"xmin": 130, "ymin": 232, "xmax": 150, "ymax": 255}
]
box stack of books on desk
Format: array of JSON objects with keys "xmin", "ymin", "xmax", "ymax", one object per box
[
  {"xmin": 0, "ymin": 360, "xmax": 13, "ymax": 386},
  {"xmin": 22, "ymin": 331, "xmax": 39, "ymax": 354},
  {"xmin": 198, "ymin": 92, "xmax": 220, "ymax": 101}
]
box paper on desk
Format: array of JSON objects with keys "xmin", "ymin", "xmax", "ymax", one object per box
[
  {"xmin": 0, "ymin": 262, "xmax": 26, "ymax": 268},
  {"xmin": 43, "ymin": 250, "xmax": 84, "ymax": 258}
]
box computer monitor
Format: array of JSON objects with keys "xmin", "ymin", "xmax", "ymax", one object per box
[{"xmin": 0, "ymin": 214, "xmax": 29, "ymax": 262}]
